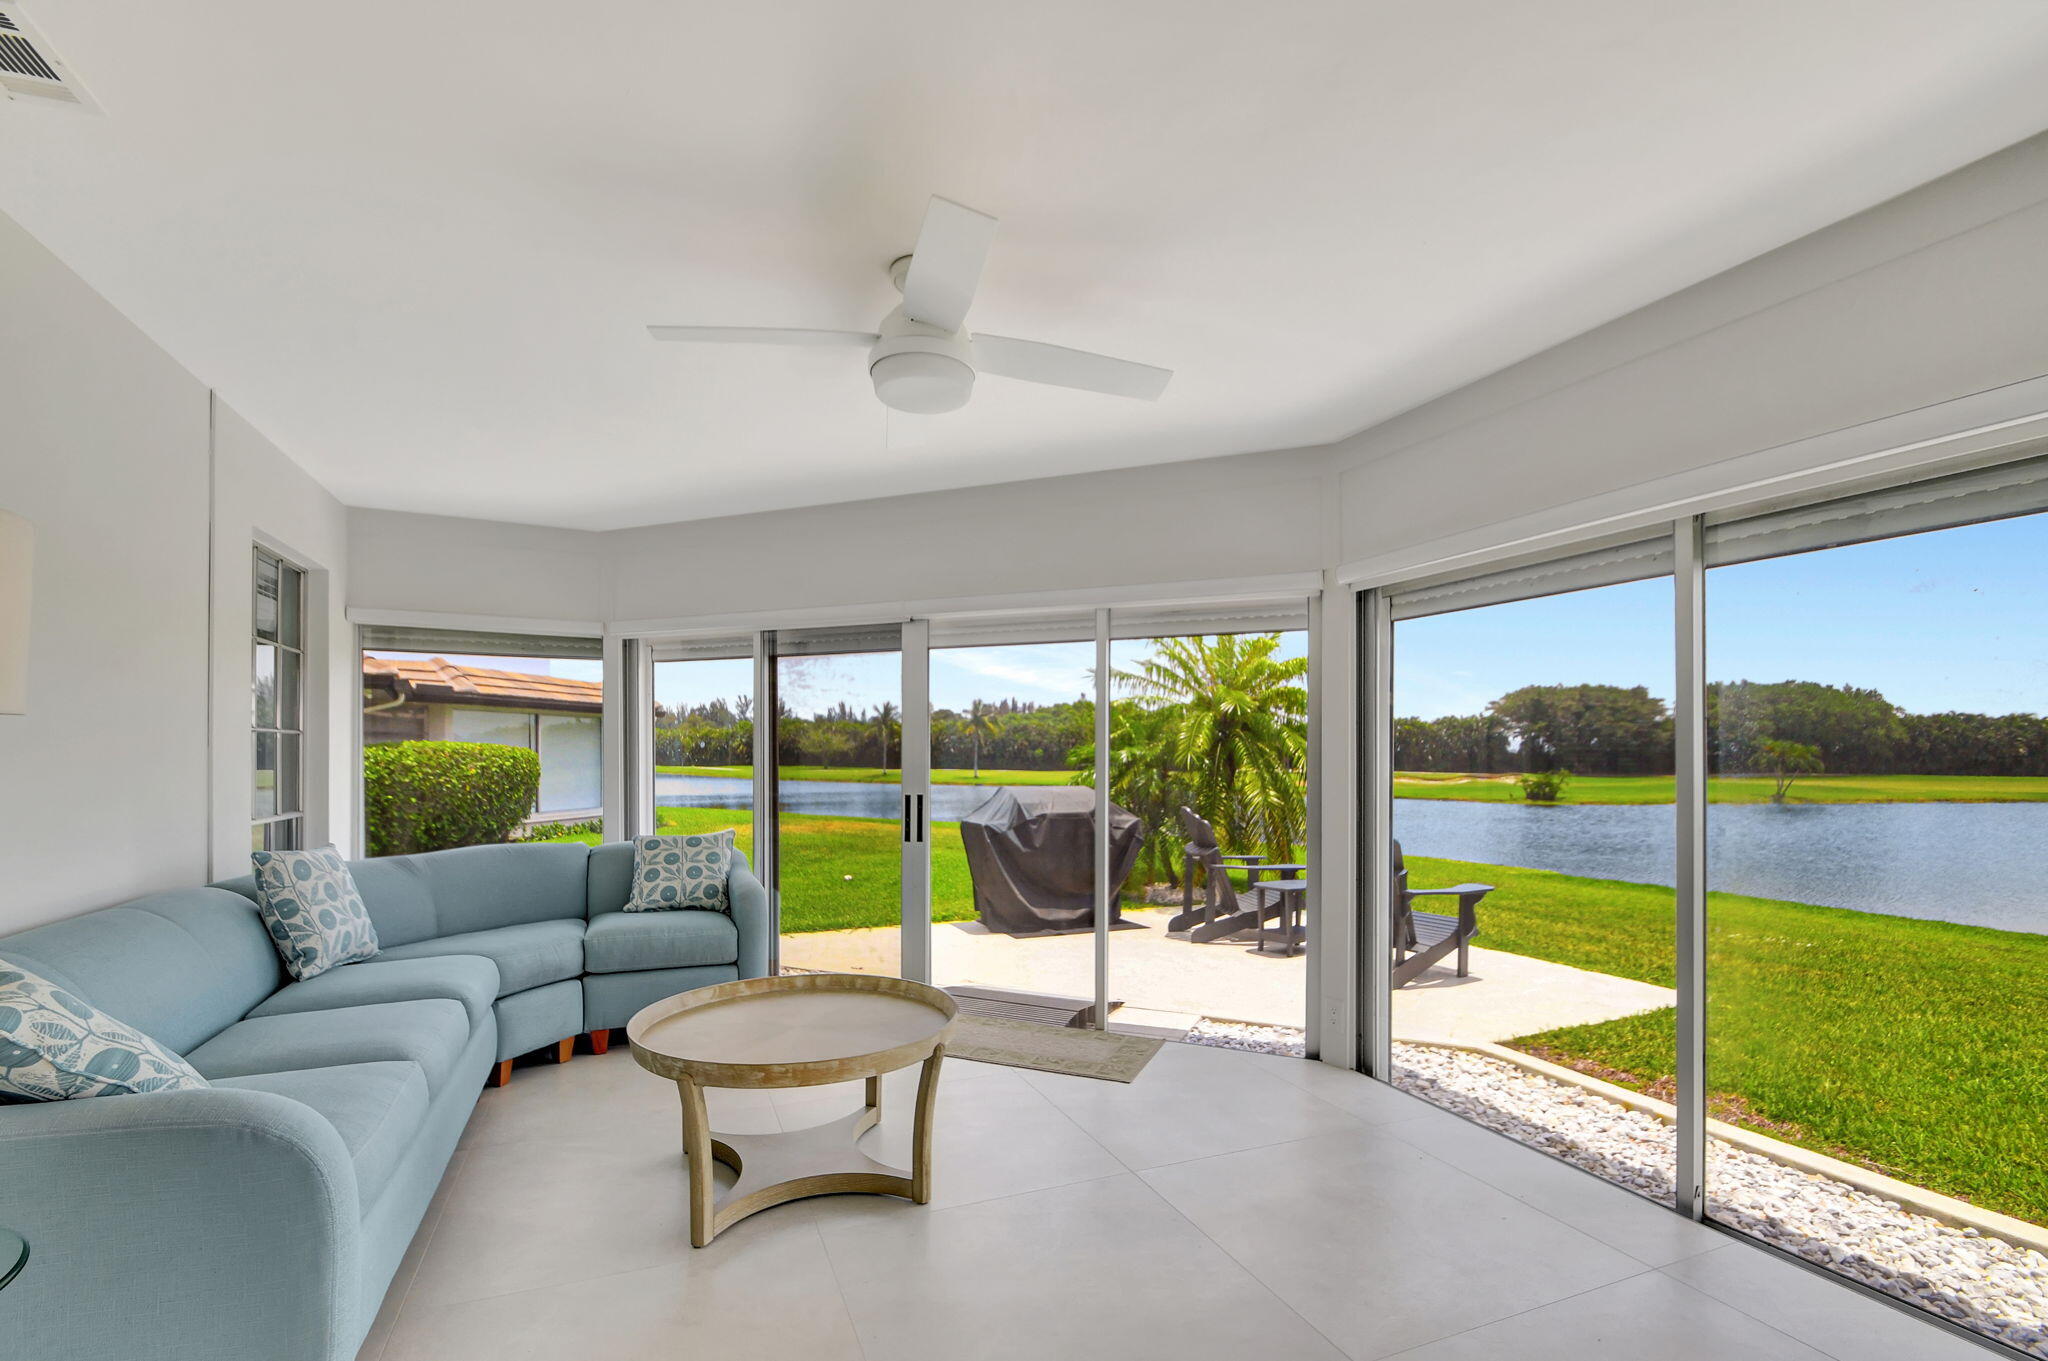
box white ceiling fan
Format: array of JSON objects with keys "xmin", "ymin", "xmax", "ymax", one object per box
[{"xmin": 648, "ymin": 196, "xmax": 1172, "ymax": 415}]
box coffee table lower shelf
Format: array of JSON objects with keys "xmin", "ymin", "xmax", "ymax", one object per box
[
  {"xmin": 701, "ymin": 1098, "xmax": 913, "ymax": 1236},
  {"xmin": 675, "ymin": 1063, "xmax": 941, "ymax": 1246}
]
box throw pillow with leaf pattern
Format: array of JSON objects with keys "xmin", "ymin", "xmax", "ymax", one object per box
[
  {"xmin": 627, "ymin": 830, "xmax": 735, "ymax": 912},
  {"xmin": 251, "ymin": 845, "xmax": 380, "ymax": 980},
  {"xmin": 0, "ymin": 959, "xmax": 209, "ymax": 1103}
]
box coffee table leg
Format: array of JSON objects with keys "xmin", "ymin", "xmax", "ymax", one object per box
[
  {"xmin": 677, "ymin": 1078, "xmax": 716, "ymax": 1248},
  {"xmin": 911, "ymin": 1045, "xmax": 944, "ymax": 1204},
  {"xmin": 865, "ymin": 1073, "xmax": 882, "ymax": 1114}
]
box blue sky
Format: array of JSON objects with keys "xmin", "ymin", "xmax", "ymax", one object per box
[{"xmin": 1396, "ymin": 513, "xmax": 2048, "ymax": 719}]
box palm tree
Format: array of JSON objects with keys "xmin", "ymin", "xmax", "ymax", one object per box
[
  {"xmin": 1071, "ymin": 698, "xmax": 1188, "ymax": 887},
  {"xmin": 873, "ymin": 701, "xmax": 899, "ymax": 772},
  {"xmin": 1115, "ymin": 634, "xmax": 1307, "ymax": 863},
  {"xmin": 964, "ymin": 698, "xmax": 1000, "ymax": 778}
]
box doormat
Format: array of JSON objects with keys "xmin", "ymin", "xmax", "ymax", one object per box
[{"xmin": 946, "ymin": 1014, "xmax": 1162, "ymax": 1083}]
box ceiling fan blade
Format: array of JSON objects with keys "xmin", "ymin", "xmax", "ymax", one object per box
[
  {"xmin": 900, "ymin": 196, "xmax": 998, "ymax": 333},
  {"xmin": 646, "ymin": 326, "xmax": 879, "ymax": 346},
  {"xmin": 971, "ymin": 334, "xmax": 1172, "ymax": 401}
]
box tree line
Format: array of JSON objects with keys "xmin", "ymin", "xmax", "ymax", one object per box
[
  {"xmin": 652, "ymin": 695, "xmax": 1093, "ymax": 771},
  {"xmin": 1395, "ymin": 679, "xmax": 2048, "ymax": 777}
]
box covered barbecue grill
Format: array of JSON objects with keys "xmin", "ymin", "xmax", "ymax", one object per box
[{"xmin": 958, "ymin": 787, "xmax": 1147, "ymax": 935}]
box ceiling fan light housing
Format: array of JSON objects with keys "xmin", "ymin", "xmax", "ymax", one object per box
[
  {"xmin": 871, "ymin": 350, "xmax": 974, "ymax": 414},
  {"xmin": 869, "ymin": 312, "xmax": 976, "ymax": 413}
]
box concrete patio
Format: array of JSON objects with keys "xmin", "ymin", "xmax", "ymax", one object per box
[{"xmin": 779, "ymin": 908, "xmax": 1674, "ymax": 1044}]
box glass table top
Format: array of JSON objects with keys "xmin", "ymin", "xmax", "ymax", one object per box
[{"xmin": 0, "ymin": 1227, "xmax": 26, "ymax": 1292}]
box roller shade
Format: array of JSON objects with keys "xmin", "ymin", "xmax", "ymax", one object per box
[
  {"xmin": 649, "ymin": 634, "xmax": 754, "ymax": 663},
  {"xmin": 768, "ymin": 623, "xmax": 903, "ymax": 657},
  {"xmin": 928, "ymin": 611, "xmax": 1097, "ymax": 649},
  {"xmin": 357, "ymin": 625, "xmax": 602, "ymax": 659},
  {"xmin": 1389, "ymin": 534, "xmax": 1674, "ymax": 621},
  {"xmin": 1706, "ymin": 447, "xmax": 2048, "ymax": 567},
  {"xmin": 1109, "ymin": 597, "xmax": 1308, "ymax": 639}
]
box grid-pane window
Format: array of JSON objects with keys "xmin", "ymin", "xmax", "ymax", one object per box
[{"xmin": 254, "ymin": 547, "xmax": 306, "ymax": 850}]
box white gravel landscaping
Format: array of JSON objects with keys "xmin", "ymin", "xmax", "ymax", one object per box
[
  {"xmin": 1391, "ymin": 1041, "xmax": 2048, "ymax": 1358},
  {"xmin": 1184, "ymin": 1017, "xmax": 1306, "ymax": 1057},
  {"xmin": 1183, "ymin": 1022, "xmax": 2048, "ymax": 1354}
]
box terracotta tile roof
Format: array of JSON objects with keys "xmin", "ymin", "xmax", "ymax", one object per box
[{"xmin": 363, "ymin": 656, "xmax": 603, "ymax": 714}]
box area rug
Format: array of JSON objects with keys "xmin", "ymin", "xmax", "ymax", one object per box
[{"xmin": 945, "ymin": 1014, "xmax": 1162, "ymax": 1083}]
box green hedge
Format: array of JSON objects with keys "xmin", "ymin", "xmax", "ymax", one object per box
[{"xmin": 363, "ymin": 740, "xmax": 540, "ymax": 857}]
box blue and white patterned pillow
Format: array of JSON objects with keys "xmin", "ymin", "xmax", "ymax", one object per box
[
  {"xmin": 250, "ymin": 845, "xmax": 380, "ymax": 980},
  {"xmin": 0, "ymin": 958, "xmax": 209, "ymax": 1103},
  {"xmin": 627, "ymin": 830, "xmax": 735, "ymax": 912}
]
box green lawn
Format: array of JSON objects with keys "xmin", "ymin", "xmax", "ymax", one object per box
[
  {"xmin": 1393, "ymin": 772, "xmax": 2048, "ymax": 805},
  {"xmin": 1406, "ymin": 854, "xmax": 2048, "ymax": 1226},
  {"xmin": 657, "ymin": 764, "xmax": 1074, "ymax": 787},
  {"xmin": 553, "ymin": 806, "xmax": 984, "ymax": 934}
]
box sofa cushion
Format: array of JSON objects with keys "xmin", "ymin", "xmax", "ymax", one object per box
[
  {"xmin": 185, "ymin": 998, "xmax": 470, "ymax": 1094},
  {"xmin": 214, "ymin": 1061, "xmax": 428, "ymax": 1209},
  {"xmin": 0, "ymin": 958, "xmax": 210, "ymax": 1102},
  {"xmin": 376, "ymin": 920, "xmax": 584, "ymax": 998},
  {"xmin": 250, "ymin": 846, "xmax": 381, "ymax": 981},
  {"xmin": 626, "ymin": 831, "xmax": 734, "ymax": 913},
  {"xmin": 0, "ymin": 888, "xmax": 283, "ymax": 1055},
  {"xmin": 248, "ymin": 955, "xmax": 500, "ymax": 1030},
  {"xmin": 583, "ymin": 910, "xmax": 738, "ymax": 974},
  {"xmin": 407, "ymin": 842, "xmax": 592, "ymax": 936}
]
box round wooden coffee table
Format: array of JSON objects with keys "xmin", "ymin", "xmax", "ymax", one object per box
[{"xmin": 627, "ymin": 973, "xmax": 956, "ymax": 1246}]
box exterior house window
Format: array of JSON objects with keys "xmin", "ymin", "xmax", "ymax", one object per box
[
  {"xmin": 359, "ymin": 638, "xmax": 605, "ymax": 857},
  {"xmin": 253, "ymin": 547, "xmax": 305, "ymax": 850}
]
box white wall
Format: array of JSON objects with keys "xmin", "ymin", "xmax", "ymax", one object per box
[
  {"xmin": 1330, "ymin": 133, "xmax": 2048, "ymax": 580},
  {"xmin": 0, "ymin": 209, "xmax": 349, "ymax": 931},
  {"xmin": 0, "ymin": 209, "xmax": 212, "ymax": 929},
  {"xmin": 348, "ymin": 510, "xmax": 610, "ymax": 625},
  {"xmin": 348, "ymin": 445, "xmax": 1337, "ymax": 631}
]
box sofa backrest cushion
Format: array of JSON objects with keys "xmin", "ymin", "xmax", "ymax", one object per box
[
  {"xmin": 0, "ymin": 888, "xmax": 284, "ymax": 1056},
  {"xmin": 406, "ymin": 841, "xmax": 592, "ymax": 936},
  {"xmin": 586, "ymin": 841, "xmax": 637, "ymax": 917},
  {"xmin": 214, "ymin": 855, "xmax": 439, "ymax": 949},
  {"xmin": 587, "ymin": 840, "xmax": 752, "ymax": 918}
]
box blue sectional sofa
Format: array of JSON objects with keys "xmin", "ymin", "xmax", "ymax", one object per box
[{"xmin": 0, "ymin": 839, "xmax": 770, "ymax": 1361}]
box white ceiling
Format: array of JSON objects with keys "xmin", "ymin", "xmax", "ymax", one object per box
[{"xmin": 6, "ymin": 2, "xmax": 2048, "ymax": 530}]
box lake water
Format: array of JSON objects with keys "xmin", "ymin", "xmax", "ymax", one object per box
[
  {"xmin": 1395, "ymin": 797, "xmax": 2048, "ymax": 935},
  {"xmin": 655, "ymin": 774, "xmax": 2048, "ymax": 934}
]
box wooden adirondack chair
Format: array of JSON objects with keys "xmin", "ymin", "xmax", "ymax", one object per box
[
  {"xmin": 1391, "ymin": 839, "xmax": 1491, "ymax": 987},
  {"xmin": 1170, "ymin": 807, "xmax": 1291, "ymax": 944}
]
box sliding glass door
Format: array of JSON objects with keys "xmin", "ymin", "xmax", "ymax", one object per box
[
  {"xmin": 924, "ymin": 617, "xmax": 1101, "ymax": 1024},
  {"xmin": 767, "ymin": 625, "xmax": 908, "ymax": 979},
  {"xmin": 1360, "ymin": 450, "xmax": 2048, "ymax": 1354},
  {"xmin": 1106, "ymin": 606, "xmax": 1311, "ymax": 1046},
  {"xmin": 1383, "ymin": 541, "xmax": 1677, "ymax": 1202},
  {"xmin": 1699, "ymin": 469, "xmax": 2048, "ymax": 1351}
]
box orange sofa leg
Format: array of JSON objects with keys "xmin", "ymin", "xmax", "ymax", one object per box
[
  {"xmin": 555, "ymin": 1037, "xmax": 574, "ymax": 1064},
  {"xmin": 587, "ymin": 1029, "xmax": 611, "ymax": 1056},
  {"xmin": 488, "ymin": 1059, "xmax": 513, "ymax": 1088}
]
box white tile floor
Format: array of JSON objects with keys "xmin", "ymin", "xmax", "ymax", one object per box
[{"xmin": 356, "ymin": 1041, "xmax": 1989, "ymax": 1361}]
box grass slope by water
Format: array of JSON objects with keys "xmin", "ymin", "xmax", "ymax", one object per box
[
  {"xmin": 1406, "ymin": 854, "xmax": 2048, "ymax": 1226},
  {"xmin": 656, "ymin": 764, "xmax": 1073, "ymax": 787},
  {"xmin": 1395, "ymin": 772, "xmax": 2048, "ymax": 804}
]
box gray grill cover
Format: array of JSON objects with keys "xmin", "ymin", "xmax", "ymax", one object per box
[{"xmin": 959, "ymin": 787, "xmax": 1146, "ymax": 936}]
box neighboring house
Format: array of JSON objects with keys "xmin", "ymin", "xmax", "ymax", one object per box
[{"xmin": 363, "ymin": 656, "xmax": 603, "ymax": 821}]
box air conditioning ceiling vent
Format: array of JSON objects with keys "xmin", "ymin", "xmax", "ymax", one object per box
[{"xmin": 0, "ymin": 5, "xmax": 98, "ymax": 110}]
